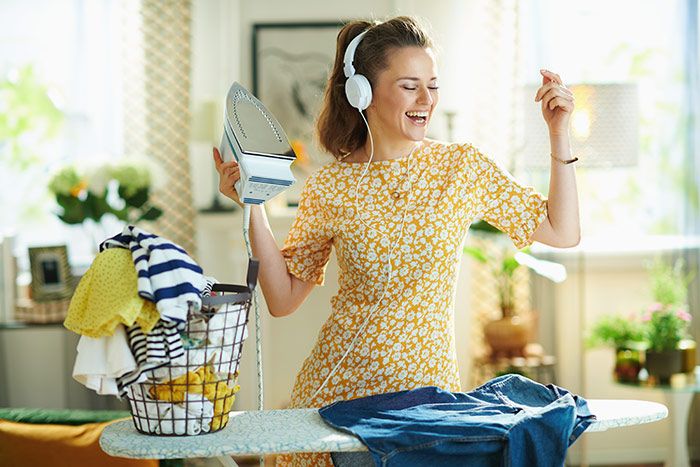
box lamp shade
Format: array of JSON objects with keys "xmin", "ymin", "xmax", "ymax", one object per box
[{"xmin": 519, "ymin": 83, "xmax": 639, "ymax": 169}]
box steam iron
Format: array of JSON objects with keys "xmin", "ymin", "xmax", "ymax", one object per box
[{"xmin": 219, "ymin": 82, "xmax": 296, "ymax": 205}]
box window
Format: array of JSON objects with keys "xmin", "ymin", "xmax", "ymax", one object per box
[
  {"xmin": 0, "ymin": 0, "xmax": 124, "ymax": 268},
  {"xmin": 519, "ymin": 0, "xmax": 688, "ymax": 238}
]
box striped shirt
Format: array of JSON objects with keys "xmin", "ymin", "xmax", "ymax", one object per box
[{"xmin": 100, "ymin": 225, "xmax": 205, "ymax": 322}]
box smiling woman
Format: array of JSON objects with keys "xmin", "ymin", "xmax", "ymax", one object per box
[{"xmin": 211, "ymin": 15, "xmax": 580, "ymax": 467}]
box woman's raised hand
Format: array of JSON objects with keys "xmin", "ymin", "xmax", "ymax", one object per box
[
  {"xmin": 534, "ymin": 69, "xmax": 575, "ymax": 135},
  {"xmin": 213, "ymin": 147, "xmax": 243, "ymax": 207}
]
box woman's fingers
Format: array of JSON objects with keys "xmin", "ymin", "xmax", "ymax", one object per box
[
  {"xmin": 212, "ymin": 147, "xmax": 239, "ymax": 171},
  {"xmin": 540, "ymin": 69, "xmax": 563, "ymax": 85},
  {"xmin": 538, "ymin": 87, "xmax": 574, "ymax": 107},
  {"xmin": 546, "ymin": 95, "xmax": 574, "ymax": 112},
  {"xmin": 535, "ymin": 81, "xmax": 572, "ymax": 102}
]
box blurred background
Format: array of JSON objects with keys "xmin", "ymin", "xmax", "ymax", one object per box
[{"xmin": 0, "ymin": 1, "xmax": 699, "ymax": 466}]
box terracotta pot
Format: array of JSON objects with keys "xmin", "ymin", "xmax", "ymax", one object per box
[
  {"xmin": 484, "ymin": 316, "xmax": 529, "ymax": 357},
  {"xmin": 645, "ymin": 349, "xmax": 683, "ymax": 383}
]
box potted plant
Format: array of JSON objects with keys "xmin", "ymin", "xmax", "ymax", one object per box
[
  {"xmin": 48, "ymin": 158, "xmax": 164, "ymax": 250},
  {"xmin": 586, "ymin": 313, "xmax": 646, "ymax": 382},
  {"xmin": 465, "ymin": 221, "xmax": 567, "ymax": 357},
  {"xmin": 642, "ymin": 258, "xmax": 695, "ymax": 383}
]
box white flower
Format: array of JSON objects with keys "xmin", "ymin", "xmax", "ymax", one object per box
[{"xmin": 83, "ymin": 162, "xmax": 112, "ymax": 195}]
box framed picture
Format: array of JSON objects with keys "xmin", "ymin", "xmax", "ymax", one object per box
[
  {"xmin": 252, "ymin": 21, "xmax": 345, "ymax": 204},
  {"xmin": 28, "ymin": 245, "xmax": 73, "ymax": 302},
  {"xmin": 0, "ymin": 234, "xmax": 16, "ymax": 322}
]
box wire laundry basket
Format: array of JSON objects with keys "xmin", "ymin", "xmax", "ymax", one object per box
[{"xmin": 125, "ymin": 259, "xmax": 259, "ymax": 436}]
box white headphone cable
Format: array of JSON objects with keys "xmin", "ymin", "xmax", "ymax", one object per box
[{"xmin": 307, "ymin": 111, "xmax": 418, "ymax": 405}]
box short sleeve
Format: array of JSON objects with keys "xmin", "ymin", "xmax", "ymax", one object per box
[
  {"xmin": 280, "ymin": 172, "xmax": 334, "ymax": 285},
  {"xmin": 471, "ymin": 147, "xmax": 548, "ymax": 249}
]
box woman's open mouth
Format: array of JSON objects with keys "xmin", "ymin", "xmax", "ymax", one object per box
[{"xmin": 405, "ymin": 111, "xmax": 429, "ymax": 126}]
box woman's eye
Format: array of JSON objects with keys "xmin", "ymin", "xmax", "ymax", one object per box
[{"xmin": 402, "ymin": 86, "xmax": 439, "ymax": 91}]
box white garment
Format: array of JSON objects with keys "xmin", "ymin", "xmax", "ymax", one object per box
[
  {"xmin": 207, "ymin": 305, "xmax": 248, "ymax": 347},
  {"xmin": 72, "ymin": 325, "xmax": 142, "ymax": 396},
  {"xmin": 150, "ymin": 348, "xmax": 209, "ymax": 381},
  {"xmin": 129, "ymin": 385, "xmax": 214, "ymax": 435}
]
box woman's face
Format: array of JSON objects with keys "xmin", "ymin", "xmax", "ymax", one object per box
[{"xmin": 368, "ymin": 46, "xmax": 439, "ymax": 143}]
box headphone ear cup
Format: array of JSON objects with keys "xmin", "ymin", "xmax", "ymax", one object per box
[{"xmin": 345, "ymin": 74, "xmax": 372, "ymax": 111}]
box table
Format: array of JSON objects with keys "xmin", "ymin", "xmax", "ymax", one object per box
[
  {"xmin": 100, "ymin": 399, "xmax": 668, "ymax": 466},
  {"xmin": 616, "ymin": 366, "xmax": 700, "ymax": 467}
]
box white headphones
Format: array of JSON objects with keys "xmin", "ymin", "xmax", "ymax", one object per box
[{"xmin": 343, "ymin": 30, "xmax": 372, "ymax": 111}]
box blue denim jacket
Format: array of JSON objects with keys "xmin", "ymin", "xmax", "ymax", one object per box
[{"xmin": 320, "ymin": 374, "xmax": 595, "ymax": 467}]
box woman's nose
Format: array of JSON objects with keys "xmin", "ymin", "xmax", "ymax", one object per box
[{"xmin": 417, "ymin": 86, "xmax": 433, "ymax": 105}]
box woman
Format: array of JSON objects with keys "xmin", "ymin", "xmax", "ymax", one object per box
[{"xmin": 214, "ymin": 16, "xmax": 578, "ymax": 466}]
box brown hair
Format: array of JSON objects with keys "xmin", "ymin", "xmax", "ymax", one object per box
[{"xmin": 315, "ymin": 16, "xmax": 436, "ymax": 160}]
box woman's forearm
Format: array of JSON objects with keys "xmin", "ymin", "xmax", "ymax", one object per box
[
  {"xmin": 546, "ymin": 131, "xmax": 581, "ymax": 245},
  {"xmin": 246, "ymin": 205, "xmax": 295, "ymax": 316}
]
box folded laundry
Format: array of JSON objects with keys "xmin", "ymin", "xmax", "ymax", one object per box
[
  {"xmin": 128, "ymin": 385, "xmax": 214, "ymax": 435},
  {"xmin": 116, "ymin": 320, "xmax": 185, "ymax": 396},
  {"xmin": 72, "ymin": 325, "xmax": 138, "ymax": 396},
  {"xmin": 100, "ymin": 225, "xmax": 206, "ymax": 323},
  {"xmin": 148, "ymin": 365, "xmax": 240, "ymax": 431},
  {"xmin": 206, "ymin": 305, "xmax": 248, "ymax": 348}
]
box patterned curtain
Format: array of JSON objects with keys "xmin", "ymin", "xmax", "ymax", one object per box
[{"xmin": 122, "ymin": 0, "xmax": 196, "ymax": 255}]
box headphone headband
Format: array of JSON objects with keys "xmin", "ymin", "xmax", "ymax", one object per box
[{"xmin": 343, "ymin": 30, "xmax": 368, "ymax": 78}]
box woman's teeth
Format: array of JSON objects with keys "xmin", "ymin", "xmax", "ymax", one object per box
[{"xmin": 406, "ymin": 111, "xmax": 428, "ymax": 124}]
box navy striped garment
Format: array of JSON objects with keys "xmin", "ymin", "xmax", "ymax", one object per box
[
  {"xmin": 116, "ymin": 320, "xmax": 185, "ymax": 396},
  {"xmin": 115, "ymin": 276, "xmax": 218, "ymax": 396},
  {"xmin": 100, "ymin": 225, "xmax": 205, "ymax": 322}
]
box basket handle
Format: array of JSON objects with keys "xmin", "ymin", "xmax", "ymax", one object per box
[
  {"xmin": 245, "ymin": 257, "xmax": 259, "ymax": 291},
  {"xmin": 206, "ymin": 258, "xmax": 260, "ymax": 300}
]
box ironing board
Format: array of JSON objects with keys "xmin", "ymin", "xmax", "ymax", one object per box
[{"xmin": 100, "ymin": 399, "xmax": 668, "ymax": 466}]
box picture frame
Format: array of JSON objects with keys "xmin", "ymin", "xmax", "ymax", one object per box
[
  {"xmin": 252, "ymin": 21, "xmax": 345, "ymax": 205},
  {"xmin": 0, "ymin": 234, "xmax": 16, "ymax": 322},
  {"xmin": 28, "ymin": 245, "xmax": 73, "ymax": 302}
]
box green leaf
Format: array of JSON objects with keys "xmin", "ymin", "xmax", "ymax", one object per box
[
  {"xmin": 502, "ymin": 256, "xmax": 519, "ymax": 277},
  {"xmin": 463, "ymin": 246, "xmax": 488, "ymax": 263},
  {"xmin": 469, "ymin": 220, "xmax": 502, "ymax": 234},
  {"xmin": 55, "ymin": 194, "xmax": 86, "ymax": 224},
  {"xmin": 119, "ymin": 185, "xmax": 148, "ymax": 208},
  {"xmin": 137, "ymin": 206, "xmax": 163, "ymax": 222},
  {"xmin": 84, "ymin": 191, "xmax": 111, "ymax": 222}
]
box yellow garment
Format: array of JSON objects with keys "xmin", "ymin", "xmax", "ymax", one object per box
[
  {"xmin": 149, "ymin": 365, "xmax": 240, "ymax": 431},
  {"xmin": 0, "ymin": 419, "xmax": 158, "ymax": 467},
  {"xmin": 64, "ymin": 248, "xmax": 159, "ymax": 337},
  {"xmin": 276, "ymin": 140, "xmax": 548, "ymax": 466}
]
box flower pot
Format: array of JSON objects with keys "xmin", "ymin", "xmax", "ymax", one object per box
[
  {"xmin": 484, "ymin": 316, "xmax": 529, "ymax": 357},
  {"xmin": 645, "ymin": 349, "xmax": 683, "ymax": 383},
  {"xmin": 613, "ymin": 347, "xmax": 642, "ymax": 382},
  {"xmin": 679, "ymin": 339, "xmax": 696, "ymax": 373}
]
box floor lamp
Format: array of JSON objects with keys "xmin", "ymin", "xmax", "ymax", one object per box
[{"xmin": 519, "ymin": 82, "xmax": 639, "ymax": 466}]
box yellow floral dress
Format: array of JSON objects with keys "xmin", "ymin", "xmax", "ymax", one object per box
[{"xmin": 276, "ymin": 140, "xmax": 548, "ymax": 466}]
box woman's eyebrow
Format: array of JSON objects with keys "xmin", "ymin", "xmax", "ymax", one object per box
[{"xmin": 395, "ymin": 77, "xmax": 439, "ymax": 82}]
